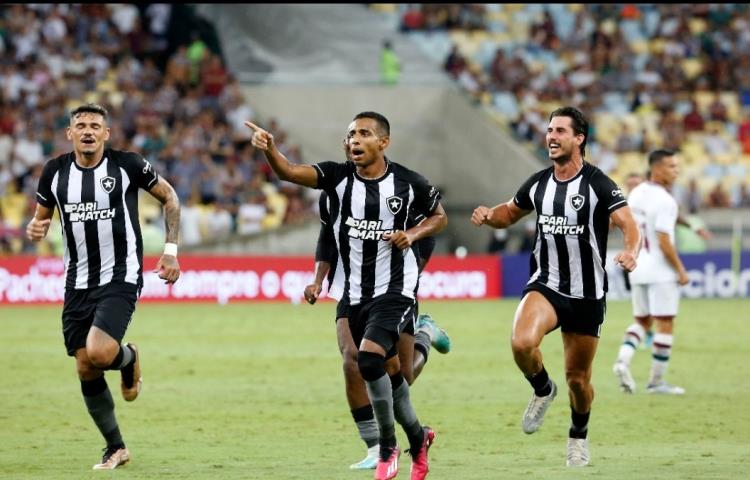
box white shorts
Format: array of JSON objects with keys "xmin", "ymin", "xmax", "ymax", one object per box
[{"xmin": 631, "ymin": 282, "xmax": 681, "ymax": 317}]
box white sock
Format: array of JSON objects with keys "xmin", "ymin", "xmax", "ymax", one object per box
[
  {"xmin": 616, "ymin": 323, "xmax": 646, "ymax": 366},
  {"xmin": 649, "ymin": 333, "xmax": 673, "ymax": 385}
]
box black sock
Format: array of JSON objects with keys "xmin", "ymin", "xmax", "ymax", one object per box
[
  {"xmin": 569, "ymin": 408, "xmax": 590, "ymax": 439},
  {"xmin": 525, "ymin": 365, "xmax": 551, "ymax": 396},
  {"xmin": 81, "ymin": 376, "xmax": 124, "ymax": 448},
  {"xmin": 351, "ymin": 405, "xmax": 378, "ymax": 448}
]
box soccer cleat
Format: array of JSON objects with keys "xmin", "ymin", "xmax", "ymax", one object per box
[
  {"xmin": 646, "ymin": 382, "xmax": 685, "ymax": 395},
  {"xmin": 522, "ymin": 379, "xmax": 557, "ymax": 434},
  {"xmin": 566, "ymin": 438, "xmax": 589, "ymax": 467},
  {"xmin": 407, "ymin": 426, "xmax": 435, "ymax": 480},
  {"xmin": 415, "ymin": 314, "xmax": 451, "ymax": 354},
  {"xmin": 613, "ymin": 362, "xmax": 636, "ymax": 394},
  {"xmin": 121, "ymin": 343, "xmax": 142, "ymax": 402},
  {"xmin": 92, "ymin": 446, "xmax": 130, "ymax": 470},
  {"xmin": 350, "ymin": 445, "xmax": 379, "ymax": 470},
  {"xmin": 375, "ymin": 445, "xmax": 401, "ymax": 480}
]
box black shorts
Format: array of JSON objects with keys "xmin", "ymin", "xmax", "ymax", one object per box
[
  {"xmin": 523, "ymin": 282, "xmax": 606, "ymax": 338},
  {"xmin": 341, "ymin": 294, "xmax": 415, "ymax": 355},
  {"xmin": 62, "ymin": 281, "xmax": 140, "ymax": 356}
]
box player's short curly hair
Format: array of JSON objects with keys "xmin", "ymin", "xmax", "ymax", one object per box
[{"xmin": 70, "ymin": 103, "xmax": 109, "ymax": 121}]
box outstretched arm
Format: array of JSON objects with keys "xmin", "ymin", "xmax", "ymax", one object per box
[
  {"xmin": 147, "ymin": 177, "xmax": 181, "ymax": 284},
  {"xmin": 611, "ymin": 205, "xmax": 640, "ymax": 272},
  {"xmin": 245, "ymin": 121, "xmax": 319, "ymax": 187},
  {"xmin": 471, "ymin": 199, "xmax": 530, "ymax": 229}
]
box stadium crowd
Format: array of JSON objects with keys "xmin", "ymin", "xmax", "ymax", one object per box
[
  {"xmin": 0, "ymin": 4, "xmax": 316, "ymax": 255},
  {"xmin": 399, "ymin": 4, "xmax": 750, "ymax": 213}
]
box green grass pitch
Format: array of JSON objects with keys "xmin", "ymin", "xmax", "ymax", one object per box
[{"xmin": 1, "ymin": 298, "xmax": 748, "ymax": 479}]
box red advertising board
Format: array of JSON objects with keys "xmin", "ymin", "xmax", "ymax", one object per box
[{"xmin": 0, "ymin": 255, "xmax": 502, "ymax": 304}]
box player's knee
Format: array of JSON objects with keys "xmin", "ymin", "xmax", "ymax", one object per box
[
  {"xmin": 87, "ymin": 347, "xmax": 114, "ymax": 369},
  {"xmin": 358, "ymin": 351, "xmax": 386, "ymax": 382},
  {"xmin": 511, "ymin": 334, "xmax": 537, "ymax": 357},
  {"xmin": 342, "ymin": 351, "xmax": 360, "ymax": 381},
  {"xmin": 565, "ymin": 370, "xmax": 589, "ymax": 392}
]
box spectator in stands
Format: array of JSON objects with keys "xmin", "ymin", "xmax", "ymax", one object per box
[
  {"xmin": 380, "ymin": 39, "xmax": 401, "ymax": 85},
  {"xmin": 706, "ymin": 181, "xmax": 731, "ymax": 208}
]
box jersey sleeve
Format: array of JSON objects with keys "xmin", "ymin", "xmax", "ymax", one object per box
[
  {"xmin": 654, "ymin": 196, "xmax": 678, "ymax": 234},
  {"xmin": 410, "ymin": 173, "xmax": 441, "ymax": 216},
  {"xmin": 313, "ymin": 161, "xmax": 348, "ymax": 191},
  {"xmin": 513, "ymin": 172, "xmax": 541, "ymax": 211},
  {"xmin": 592, "ymin": 170, "xmax": 627, "ymax": 213},
  {"xmin": 315, "ymin": 192, "xmax": 337, "ymax": 263},
  {"xmin": 124, "ymin": 152, "xmax": 160, "ymax": 190},
  {"xmin": 35, "ymin": 159, "xmax": 59, "ymax": 208}
]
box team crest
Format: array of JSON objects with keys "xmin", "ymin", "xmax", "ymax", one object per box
[
  {"xmin": 100, "ymin": 176, "xmax": 116, "ymax": 194},
  {"xmin": 569, "ymin": 193, "xmax": 585, "ymax": 211},
  {"xmin": 386, "ymin": 196, "xmax": 403, "ymax": 215}
]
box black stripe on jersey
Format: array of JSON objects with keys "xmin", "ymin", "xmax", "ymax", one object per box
[
  {"xmin": 552, "ymin": 181, "xmax": 571, "ymax": 295},
  {"xmin": 360, "ymin": 182, "xmax": 381, "ymax": 300},
  {"xmin": 533, "ymin": 173, "xmax": 551, "ymax": 284},
  {"xmin": 389, "ymin": 176, "xmax": 411, "ymax": 294},
  {"xmin": 81, "ymin": 169, "xmax": 101, "ymax": 288},
  {"xmin": 57, "ymin": 159, "xmax": 78, "ymax": 289},
  {"xmin": 125, "ymin": 177, "xmax": 144, "ymax": 288},
  {"xmin": 338, "ymin": 177, "xmax": 355, "ymax": 298},
  {"xmin": 108, "ymin": 159, "xmax": 128, "ymax": 283},
  {"xmin": 576, "ymin": 178, "xmax": 596, "ymax": 298}
]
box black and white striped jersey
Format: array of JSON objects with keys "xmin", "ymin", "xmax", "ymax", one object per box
[
  {"xmin": 35, "ymin": 149, "xmax": 159, "ymax": 290},
  {"xmin": 514, "ymin": 162, "xmax": 627, "ymax": 300},
  {"xmin": 314, "ymin": 159, "xmax": 441, "ymax": 305}
]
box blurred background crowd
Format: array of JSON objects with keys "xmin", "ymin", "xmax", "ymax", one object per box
[
  {"xmin": 396, "ymin": 4, "xmax": 750, "ymax": 211},
  {"xmin": 1, "ymin": 4, "xmax": 748, "ymax": 257},
  {"xmin": 0, "ymin": 4, "xmax": 316, "ymax": 256}
]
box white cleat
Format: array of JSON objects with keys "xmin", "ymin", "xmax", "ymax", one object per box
[
  {"xmin": 349, "ymin": 445, "xmax": 378, "ymax": 470},
  {"xmin": 613, "ymin": 362, "xmax": 636, "ymax": 394},
  {"xmin": 521, "ymin": 380, "xmax": 557, "ymax": 434},
  {"xmin": 566, "ymin": 438, "xmax": 589, "ymax": 467},
  {"xmin": 646, "ymin": 382, "xmax": 685, "ymax": 395}
]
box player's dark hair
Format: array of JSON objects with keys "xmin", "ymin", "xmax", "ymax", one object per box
[
  {"xmin": 549, "ymin": 106, "xmax": 589, "ymax": 157},
  {"xmin": 353, "ymin": 111, "xmax": 390, "ymax": 137},
  {"xmin": 70, "ymin": 103, "xmax": 109, "ymax": 122},
  {"xmin": 648, "ymin": 149, "xmax": 675, "ymax": 167}
]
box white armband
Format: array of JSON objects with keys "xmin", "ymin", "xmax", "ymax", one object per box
[{"xmin": 163, "ymin": 242, "xmax": 178, "ymax": 257}]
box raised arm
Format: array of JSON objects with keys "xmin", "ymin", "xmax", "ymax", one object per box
[
  {"xmin": 471, "ymin": 199, "xmax": 531, "ymax": 229},
  {"xmin": 245, "ymin": 121, "xmax": 319, "ymax": 188},
  {"xmin": 147, "ymin": 177, "xmax": 181, "ymax": 284},
  {"xmin": 611, "ymin": 205, "xmax": 640, "ymax": 272}
]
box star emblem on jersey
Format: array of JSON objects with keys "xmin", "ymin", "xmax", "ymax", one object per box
[
  {"xmin": 100, "ymin": 176, "xmax": 116, "ymax": 194},
  {"xmin": 569, "ymin": 193, "xmax": 585, "ymax": 211},
  {"xmin": 386, "ymin": 196, "xmax": 403, "ymax": 215}
]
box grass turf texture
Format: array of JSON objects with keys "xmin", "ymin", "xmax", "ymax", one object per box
[{"xmin": 1, "ymin": 298, "xmax": 748, "ymax": 479}]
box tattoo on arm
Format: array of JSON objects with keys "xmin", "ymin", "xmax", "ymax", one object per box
[{"xmin": 149, "ymin": 178, "xmax": 181, "ymax": 244}]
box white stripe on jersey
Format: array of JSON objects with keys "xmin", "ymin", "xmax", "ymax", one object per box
[
  {"xmin": 400, "ymin": 185, "xmax": 419, "ymax": 299},
  {"xmin": 51, "ymin": 171, "xmax": 69, "ymax": 278},
  {"xmin": 66, "ymin": 166, "xmax": 90, "ymax": 289},
  {"xmin": 564, "ymin": 177, "xmax": 585, "ymax": 297},
  {"xmin": 95, "ymin": 158, "xmax": 114, "ymax": 285},
  {"xmin": 587, "ymin": 184, "xmax": 604, "ymax": 297},
  {"xmin": 373, "ymin": 176, "xmax": 395, "ymax": 298},
  {"xmin": 528, "ymin": 182, "xmax": 542, "ymax": 284},
  {"xmin": 119, "ymin": 168, "xmax": 139, "ymax": 285},
  {"xmin": 348, "ymin": 179, "xmax": 366, "ymax": 303},
  {"xmin": 540, "ymin": 178, "xmax": 560, "ymax": 291}
]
